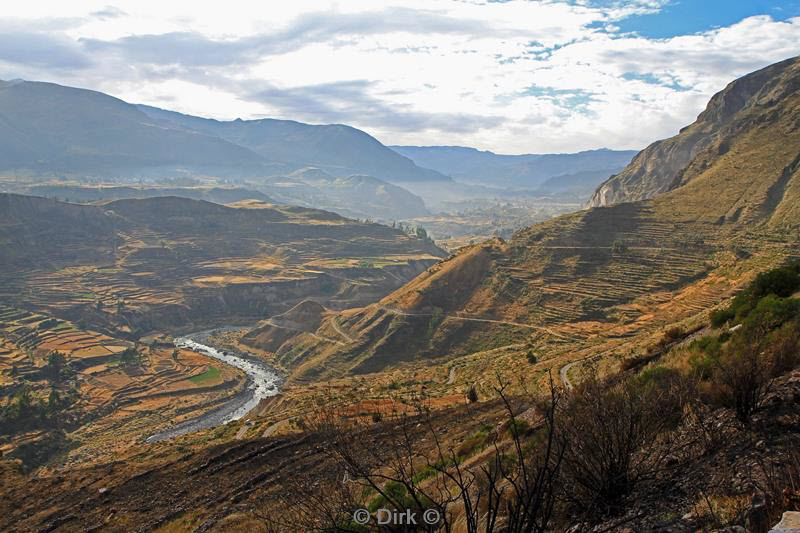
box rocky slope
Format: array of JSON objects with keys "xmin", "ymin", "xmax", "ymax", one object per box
[
  {"xmin": 588, "ymin": 55, "xmax": 800, "ymax": 207},
  {"xmin": 1, "ymin": 366, "xmax": 797, "ymax": 532}
]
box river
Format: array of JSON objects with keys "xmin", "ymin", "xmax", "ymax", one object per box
[{"xmin": 146, "ymin": 328, "xmax": 282, "ymax": 442}]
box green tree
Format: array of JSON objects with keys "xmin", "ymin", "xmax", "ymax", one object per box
[
  {"xmin": 611, "ymin": 239, "xmax": 628, "ymax": 254},
  {"xmin": 45, "ymin": 351, "xmax": 68, "ymax": 382},
  {"xmin": 47, "ymin": 388, "xmax": 61, "ymax": 412},
  {"xmin": 120, "ymin": 347, "xmax": 140, "ymax": 366},
  {"xmin": 466, "ymin": 385, "xmax": 479, "ymax": 403}
]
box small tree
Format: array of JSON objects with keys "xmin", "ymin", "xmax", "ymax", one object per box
[
  {"xmin": 557, "ymin": 373, "xmax": 687, "ymax": 516},
  {"xmin": 45, "ymin": 351, "xmax": 68, "ymax": 382},
  {"xmin": 47, "ymin": 388, "xmax": 61, "ymax": 413},
  {"xmin": 711, "ymin": 326, "xmax": 800, "ymax": 425},
  {"xmin": 120, "ymin": 347, "xmax": 140, "ymax": 366},
  {"xmin": 466, "ymin": 385, "xmax": 479, "ymax": 403},
  {"xmin": 611, "ymin": 239, "xmax": 628, "ymax": 255}
]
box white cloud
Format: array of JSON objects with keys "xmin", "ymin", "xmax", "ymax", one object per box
[{"xmin": 0, "ymin": 1, "xmax": 798, "ymax": 153}]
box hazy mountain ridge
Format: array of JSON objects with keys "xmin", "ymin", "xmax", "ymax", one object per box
[
  {"xmin": 0, "ymin": 80, "xmax": 448, "ymax": 183},
  {"xmin": 136, "ymin": 104, "xmax": 449, "ymax": 182},
  {"xmin": 391, "ymin": 145, "xmax": 638, "ymax": 189},
  {"xmin": 258, "ymin": 167, "xmax": 430, "ymax": 220},
  {"xmin": 0, "ymin": 80, "xmax": 268, "ymax": 175},
  {"xmin": 22, "ymin": 184, "xmax": 275, "ymax": 205},
  {"xmin": 588, "ymin": 55, "xmax": 800, "ymax": 207}
]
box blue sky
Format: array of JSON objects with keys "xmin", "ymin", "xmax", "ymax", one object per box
[
  {"xmin": 615, "ymin": 0, "xmax": 800, "ymax": 37},
  {"xmin": 0, "ymin": 1, "xmax": 798, "ymax": 153}
]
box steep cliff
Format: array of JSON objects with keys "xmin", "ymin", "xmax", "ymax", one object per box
[{"xmin": 588, "ymin": 56, "xmax": 800, "ymax": 207}]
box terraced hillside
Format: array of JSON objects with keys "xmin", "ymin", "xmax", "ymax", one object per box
[
  {"xmin": 246, "ymin": 57, "xmax": 800, "ymax": 382},
  {"xmin": 0, "ymin": 305, "xmax": 246, "ymax": 468},
  {"xmin": 0, "ymin": 194, "xmax": 445, "ymax": 467},
  {"xmin": 0, "ymin": 194, "xmax": 446, "ymax": 337}
]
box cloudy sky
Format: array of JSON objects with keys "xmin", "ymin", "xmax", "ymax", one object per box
[{"xmin": 1, "ymin": 1, "xmax": 799, "ymax": 153}]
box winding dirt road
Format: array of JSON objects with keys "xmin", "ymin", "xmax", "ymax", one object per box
[{"xmin": 559, "ymin": 359, "xmax": 581, "ymax": 391}]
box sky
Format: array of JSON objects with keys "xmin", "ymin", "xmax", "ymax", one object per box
[{"xmin": 1, "ymin": 1, "xmax": 798, "ymax": 154}]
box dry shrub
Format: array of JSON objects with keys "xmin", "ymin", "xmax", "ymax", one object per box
[
  {"xmin": 710, "ymin": 325, "xmax": 800, "ymax": 425},
  {"xmin": 262, "ymin": 378, "xmax": 568, "ymax": 532},
  {"xmin": 663, "ymin": 326, "xmax": 685, "ymax": 343},
  {"xmin": 557, "ymin": 371, "xmax": 689, "ymax": 516},
  {"xmin": 691, "ymin": 492, "xmax": 752, "ymax": 531},
  {"xmin": 749, "ymin": 449, "xmax": 800, "ymax": 532}
]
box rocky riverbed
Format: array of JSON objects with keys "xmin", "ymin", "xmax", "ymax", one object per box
[{"xmin": 146, "ymin": 328, "xmax": 282, "ymax": 442}]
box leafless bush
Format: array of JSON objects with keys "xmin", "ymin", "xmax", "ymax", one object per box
[
  {"xmin": 261, "ymin": 378, "xmax": 567, "ymax": 532},
  {"xmin": 748, "ymin": 447, "xmax": 800, "ymax": 532},
  {"xmin": 683, "ymin": 394, "xmax": 733, "ymax": 456},
  {"xmin": 557, "ymin": 372, "xmax": 689, "ymax": 516},
  {"xmin": 711, "ymin": 328, "xmax": 800, "ymax": 424}
]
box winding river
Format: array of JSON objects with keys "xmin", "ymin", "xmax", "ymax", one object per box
[{"xmin": 146, "ymin": 329, "xmax": 282, "ymax": 442}]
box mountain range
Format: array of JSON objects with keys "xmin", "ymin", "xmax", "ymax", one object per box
[
  {"xmin": 391, "ymin": 145, "xmax": 638, "ymax": 189},
  {"xmin": 0, "ymin": 79, "xmax": 447, "ymax": 183},
  {"xmin": 0, "ymin": 78, "xmax": 654, "ymax": 219}
]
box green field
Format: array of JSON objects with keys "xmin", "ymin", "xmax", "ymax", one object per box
[{"xmin": 189, "ymin": 366, "xmax": 220, "ymax": 384}]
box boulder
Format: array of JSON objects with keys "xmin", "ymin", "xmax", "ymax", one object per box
[{"xmin": 769, "ymin": 511, "xmax": 800, "ymax": 533}]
